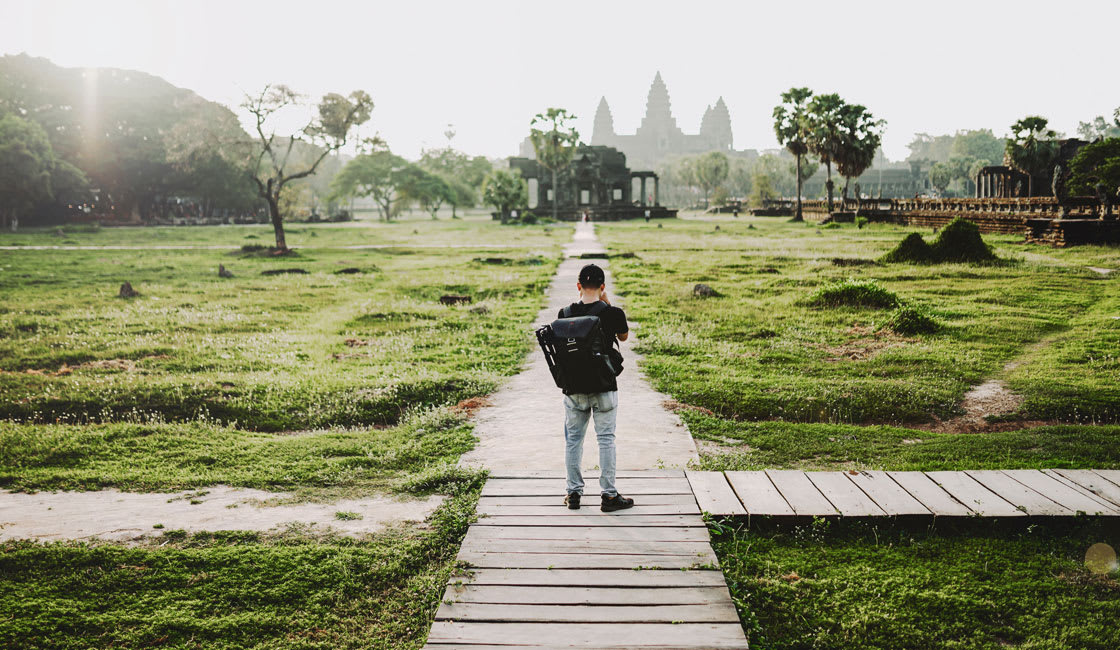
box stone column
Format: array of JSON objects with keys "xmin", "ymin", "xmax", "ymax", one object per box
[
  {"xmin": 654, "ymin": 176, "xmax": 660, "ymax": 206},
  {"xmin": 640, "ymin": 177, "xmax": 647, "ymax": 206}
]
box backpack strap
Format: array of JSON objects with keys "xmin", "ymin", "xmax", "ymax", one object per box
[{"xmin": 586, "ymin": 301, "xmax": 608, "ymax": 317}]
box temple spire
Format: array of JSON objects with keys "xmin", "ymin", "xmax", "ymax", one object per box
[{"xmin": 591, "ymin": 96, "xmax": 615, "ymax": 145}]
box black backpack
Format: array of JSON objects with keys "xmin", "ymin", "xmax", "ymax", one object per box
[{"xmin": 536, "ymin": 302, "xmax": 623, "ymax": 394}]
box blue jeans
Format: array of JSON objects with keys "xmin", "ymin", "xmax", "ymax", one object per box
[{"xmin": 564, "ymin": 391, "xmax": 618, "ymax": 497}]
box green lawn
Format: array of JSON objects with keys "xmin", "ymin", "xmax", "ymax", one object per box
[
  {"xmin": 0, "ymin": 219, "xmax": 553, "ymax": 648},
  {"xmin": 710, "ymin": 517, "xmax": 1120, "ymax": 650}
]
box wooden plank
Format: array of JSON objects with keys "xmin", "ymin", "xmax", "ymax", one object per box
[
  {"xmin": 482, "ymin": 478, "xmax": 693, "ymax": 496},
  {"xmin": 687, "ymin": 471, "xmax": 747, "ymax": 515},
  {"xmin": 725, "ymin": 470, "xmax": 794, "ymax": 516},
  {"xmin": 805, "ymin": 472, "xmax": 887, "ymax": 516},
  {"xmin": 887, "ymin": 471, "xmax": 974, "ymax": 516},
  {"xmin": 451, "ymin": 568, "xmax": 727, "ymax": 588},
  {"xmin": 847, "ymin": 470, "xmax": 930, "ymax": 516},
  {"xmin": 473, "ymin": 514, "xmax": 705, "ymax": 527},
  {"xmin": 459, "ymin": 538, "xmax": 716, "ymax": 557},
  {"xmin": 1092, "ymin": 469, "xmax": 1120, "ymax": 489},
  {"xmin": 1002, "ymin": 470, "xmax": 1119, "ymax": 515},
  {"xmin": 435, "ymin": 602, "xmax": 739, "ymax": 623},
  {"xmin": 476, "ymin": 502, "xmax": 700, "ymax": 516},
  {"xmin": 486, "ymin": 469, "xmax": 686, "ymax": 479},
  {"xmin": 480, "ymin": 493, "xmax": 697, "ymax": 507},
  {"xmin": 926, "ymin": 471, "xmax": 1024, "ymax": 517},
  {"xmin": 464, "ymin": 525, "xmax": 709, "ymax": 542},
  {"xmin": 441, "ymin": 585, "xmax": 733, "ymax": 606},
  {"xmin": 457, "ymin": 552, "xmax": 716, "ymax": 570},
  {"xmin": 765, "ymin": 470, "xmax": 837, "ymax": 515},
  {"xmin": 965, "ymin": 470, "xmax": 1071, "ymax": 515},
  {"xmin": 426, "ymin": 622, "xmax": 749, "ymax": 648},
  {"xmin": 1050, "ymin": 469, "xmax": 1120, "ymax": 508}
]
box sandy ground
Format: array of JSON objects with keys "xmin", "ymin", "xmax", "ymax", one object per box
[
  {"xmin": 0, "ymin": 486, "xmax": 443, "ymax": 542},
  {"xmin": 458, "ymin": 222, "xmax": 699, "ymax": 472}
]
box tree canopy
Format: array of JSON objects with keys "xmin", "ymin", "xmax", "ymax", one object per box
[
  {"xmin": 0, "ymin": 113, "xmax": 87, "ymax": 226},
  {"xmin": 481, "ymin": 169, "xmax": 528, "ymax": 223},
  {"xmin": 331, "ymin": 151, "xmax": 413, "ymax": 221},
  {"xmin": 529, "ymin": 108, "xmax": 579, "ymax": 220}
]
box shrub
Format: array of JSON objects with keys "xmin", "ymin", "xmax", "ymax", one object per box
[
  {"xmin": 881, "ymin": 218, "xmax": 997, "ymax": 264},
  {"xmin": 881, "ymin": 232, "xmax": 933, "ymax": 263},
  {"xmin": 883, "ymin": 306, "xmax": 941, "ymax": 335},
  {"xmin": 929, "ymin": 217, "xmax": 997, "ymax": 263},
  {"xmin": 855, "ymin": 216, "xmax": 868, "ymax": 229},
  {"xmin": 807, "ymin": 279, "xmax": 900, "ymax": 309}
]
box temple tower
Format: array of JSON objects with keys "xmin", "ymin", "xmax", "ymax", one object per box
[
  {"xmin": 635, "ymin": 71, "xmax": 683, "ymax": 149},
  {"xmin": 699, "ymin": 96, "xmax": 733, "ymax": 151},
  {"xmin": 591, "ymin": 96, "xmax": 616, "ymax": 146}
]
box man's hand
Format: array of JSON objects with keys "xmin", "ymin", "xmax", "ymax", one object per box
[{"xmin": 600, "ymin": 289, "xmax": 610, "ymax": 305}]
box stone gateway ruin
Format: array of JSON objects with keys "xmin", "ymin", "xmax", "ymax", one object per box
[{"xmin": 509, "ymin": 145, "xmax": 676, "ymax": 221}]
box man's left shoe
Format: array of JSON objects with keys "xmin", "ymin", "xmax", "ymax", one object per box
[
  {"xmin": 564, "ymin": 492, "xmax": 581, "ymax": 510},
  {"xmin": 601, "ymin": 493, "xmax": 634, "ymax": 512}
]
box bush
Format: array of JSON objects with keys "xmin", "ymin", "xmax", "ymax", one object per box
[
  {"xmin": 883, "ymin": 306, "xmax": 941, "ymax": 335},
  {"xmin": 855, "ymin": 216, "xmax": 868, "ymax": 229},
  {"xmin": 881, "ymin": 218, "xmax": 997, "ymax": 264},
  {"xmin": 930, "ymin": 217, "xmax": 997, "ymax": 263},
  {"xmin": 881, "ymin": 232, "xmax": 933, "ymax": 263},
  {"xmin": 807, "ymin": 279, "xmax": 900, "ymax": 309}
]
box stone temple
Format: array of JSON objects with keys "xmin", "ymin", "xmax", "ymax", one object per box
[
  {"xmin": 517, "ymin": 72, "xmax": 735, "ymax": 170},
  {"xmin": 591, "ymin": 72, "xmax": 734, "ymax": 169}
]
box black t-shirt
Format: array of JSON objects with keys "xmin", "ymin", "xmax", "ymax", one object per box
[{"xmin": 559, "ymin": 301, "xmax": 629, "ymax": 343}]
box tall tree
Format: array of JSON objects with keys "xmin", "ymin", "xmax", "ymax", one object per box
[
  {"xmin": 481, "ymin": 169, "xmax": 528, "ymax": 223},
  {"xmin": 834, "ymin": 103, "xmax": 885, "ymax": 199},
  {"xmin": 402, "ymin": 167, "xmax": 454, "ymax": 219},
  {"xmin": 529, "ymin": 108, "xmax": 580, "ymax": 221},
  {"xmin": 694, "ymin": 151, "xmax": 730, "ymax": 207},
  {"xmin": 330, "ymin": 151, "xmax": 412, "ymax": 221},
  {"xmin": 0, "ymin": 113, "xmax": 86, "ymax": 228},
  {"xmin": 773, "ymin": 87, "xmax": 814, "ymax": 221},
  {"xmin": 241, "ymin": 85, "xmax": 371, "ymax": 250},
  {"xmin": 929, "ymin": 162, "xmax": 953, "ymax": 195},
  {"xmin": 950, "ymin": 129, "xmax": 1005, "ymax": 166},
  {"xmin": 1005, "ymin": 116, "xmax": 1058, "ymax": 196},
  {"xmin": 1067, "ymin": 138, "xmax": 1120, "ymax": 200},
  {"xmin": 806, "ymin": 93, "xmax": 847, "ymax": 212},
  {"xmin": 1076, "ymin": 109, "xmax": 1120, "ymax": 141}
]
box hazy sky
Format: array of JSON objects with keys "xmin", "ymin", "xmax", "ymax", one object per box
[{"xmin": 3, "ymin": 0, "xmax": 1118, "ymax": 162}]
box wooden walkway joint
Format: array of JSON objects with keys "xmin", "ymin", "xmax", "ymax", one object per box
[{"xmin": 424, "ymin": 468, "xmax": 1120, "ymax": 648}]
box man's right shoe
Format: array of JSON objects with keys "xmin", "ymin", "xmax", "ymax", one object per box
[
  {"xmin": 564, "ymin": 492, "xmax": 581, "ymax": 510},
  {"xmin": 601, "ymin": 493, "xmax": 635, "ymax": 512}
]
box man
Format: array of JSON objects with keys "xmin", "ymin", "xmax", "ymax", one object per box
[{"xmin": 561, "ymin": 263, "xmax": 634, "ymax": 513}]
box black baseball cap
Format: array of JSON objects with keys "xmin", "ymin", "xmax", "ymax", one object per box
[{"xmin": 578, "ymin": 264, "xmax": 605, "ymax": 287}]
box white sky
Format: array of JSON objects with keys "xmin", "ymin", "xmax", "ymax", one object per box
[{"xmin": 3, "ymin": 0, "xmax": 1118, "ymax": 162}]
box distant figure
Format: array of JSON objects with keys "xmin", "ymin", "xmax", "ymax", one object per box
[
  {"xmin": 644, "ymin": 209, "xmax": 651, "ymax": 222},
  {"xmin": 582, "ymin": 209, "xmax": 589, "ymax": 222}
]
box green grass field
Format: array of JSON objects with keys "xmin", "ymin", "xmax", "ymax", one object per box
[
  {"xmin": 2, "ymin": 214, "xmax": 1118, "ymax": 649},
  {"xmin": 0, "ymin": 218, "xmax": 559, "ymax": 648},
  {"xmin": 599, "ymin": 215, "xmax": 1120, "ymax": 648}
]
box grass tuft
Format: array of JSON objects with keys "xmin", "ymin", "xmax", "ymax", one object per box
[
  {"xmin": 807, "ymin": 278, "xmax": 900, "ymax": 309},
  {"xmin": 882, "ymin": 305, "xmax": 941, "ymax": 335}
]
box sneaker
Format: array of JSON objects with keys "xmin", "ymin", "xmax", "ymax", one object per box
[
  {"xmin": 601, "ymin": 493, "xmax": 635, "ymax": 512},
  {"xmin": 564, "ymin": 492, "xmax": 581, "ymax": 510}
]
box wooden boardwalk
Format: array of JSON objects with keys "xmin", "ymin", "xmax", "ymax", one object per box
[
  {"xmin": 689, "ymin": 469, "xmax": 1120, "ymax": 517},
  {"xmin": 424, "ymin": 471, "xmax": 749, "ymax": 649},
  {"xmin": 424, "ymin": 468, "xmax": 1120, "ymax": 648}
]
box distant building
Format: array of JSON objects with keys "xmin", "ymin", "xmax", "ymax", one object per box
[
  {"xmin": 509, "ymin": 145, "xmax": 675, "ymax": 221},
  {"xmin": 519, "ymin": 72, "xmax": 745, "ymax": 170}
]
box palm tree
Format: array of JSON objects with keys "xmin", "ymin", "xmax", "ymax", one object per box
[
  {"xmin": 772, "ymin": 88, "xmax": 813, "ymax": 221},
  {"xmin": 806, "ymin": 93, "xmax": 846, "ymax": 213},
  {"xmin": 529, "ymin": 108, "xmax": 580, "ymax": 221}
]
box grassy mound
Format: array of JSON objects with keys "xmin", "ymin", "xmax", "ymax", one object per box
[
  {"xmin": 883, "ymin": 306, "xmax": 941, "ymax": 335},
  {"xmin": 881, "ymin": 232, "xmax": 933, "ymax": 263},
  {"xmin": 881, "ymin": 218, "xmax": 997, "ymax": 264},
  {"xmin": 807, "ymin": 279, "xmax": 900, "ymax": 309}
]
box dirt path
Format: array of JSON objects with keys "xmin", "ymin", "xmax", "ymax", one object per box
[
  {"xmin": 458, "ymin": 222, "xmax": 698, "ymax": 472},
  {"xmin": 0, "ymin": 486, "xmax": 442, "ymax": 543}
]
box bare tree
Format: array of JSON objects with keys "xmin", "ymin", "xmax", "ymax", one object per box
[{"xmin": 242, "ymin": 85, "xmax": 372, "ymax": 250}]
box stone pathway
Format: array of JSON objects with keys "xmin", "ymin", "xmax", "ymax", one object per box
[
  {"xmin": 0, "ymin": 486, "xmax": 442, "ymax": 542},
  {"xmin": 459, "ymin": 222, "xmax": 699, "ymax": 472}
]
